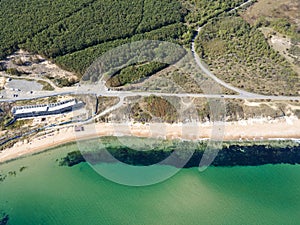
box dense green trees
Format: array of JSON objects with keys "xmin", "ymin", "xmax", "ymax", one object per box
[
  {"xmin": 55, "ymin": 23, "xmax": 187, "ymax": 75},
  {"xmin": 19, "ymin": 0, "xmax": 186, "ymax": 59},
  {"xmin": 0, "ymin": 0, "xmax": 96, "ymax": 58},
  {"xmin": 3, "ymin": 0, "xmax": 295, "ymax": 91},
  {"xmin": 136, "ymin": 0, "xmax": 187, "ymax": 32},
  {"xmin": 181, "ymin": 0, "xmax": 247, "ymax": 26},
  {"xmin": 21, "ymin": 0, "xmax": 144, "ymax": 58},
  {"xmin": 0, "ymin": 0, "xmax": 260, "ymax": 83},
  {"xmin": 107, "ymin": 62, "xmax": 168, "ymax": 87},
  {"xmin": 0, "ymin": 0, "xmax": 186, "ymax": 76}
]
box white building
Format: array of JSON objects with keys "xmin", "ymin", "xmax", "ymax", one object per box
[{"xmin": 11, "ymin": 99, "xmax": 84, "ymax": 119}]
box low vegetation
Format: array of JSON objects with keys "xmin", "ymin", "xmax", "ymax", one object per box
[
  {"xmin": 6, "ymin": 119, "xmax": 30, "ymax": 130},
  {"xmin": 241, "ymin": 0, "xmax": 300, "ymax": 69},
  {"xmin": 117, "ymin": 64, "xmax": 238, "ymax": 95},
  {"xmin": 107, "ymin": 96, "xmax": 181, "ymax": 124},
  {"xmin": 96, "ymin": 97, "xmax": 119, "ymax": 114},
  {"xmin": 289, "ymin": 45, "xmax": 300, "ymax": 66},
  {"xmin": 37, "ymin": 80, "xmax": 55, "ymax": 91},
  {"xmin": 98, "ymin": 95, "xmax": 300, "ymax": 124},
  {"xmin": 144, "ymin": 96, "xmax": 179, "ymax": 123},
  {"xmin": 268, "ymin": 18, "xmax": 300, "ymax": 42},
  {"xmin": 241, "ymin": 0, "xmax": 300, "ymax": 42},
  {"xmin": 116, "ymin": 96, "xmax": 180, "ymax": 123},
  {"xmin": 0, "ymin": 103, "xmax": 13, "ymax": 129},
  {"xmin": 195, "ymin": 16, "xmax": 299, "ymax": 96},
  {"xmin": 5, "ymin": 68, "xmax": 24, "ymax": 76}
]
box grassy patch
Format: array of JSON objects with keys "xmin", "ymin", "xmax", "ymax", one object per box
[
  {"xmin": 6, "ymin": 119, "xmax": 32, "ymax": 130},
  {"xmin": 96, "ymin": 97, "xmax": 119, "ymax": 115},
  {"xmin": 241, "ymin": 0, "xmax": 300, "ymax": 41},
  {"xmin": 37, "ymin": 80, "xmax": 55, "ymax": 91}
]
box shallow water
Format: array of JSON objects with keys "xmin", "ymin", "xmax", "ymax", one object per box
[{"xmin": 1, "ymin": 142, "xmax": 300, "ymax": 225}]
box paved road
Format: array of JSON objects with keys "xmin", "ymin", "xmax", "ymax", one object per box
[
  {"xmin": 2, "ymin": 86, "xmax": 300, "ymax": 102},
  {"xmin": 1, "ymin": 0, "xmax": 299, "ymax": 106},
  {"xmin": 230, "ymin": 0, "xmax": 256, "ymax": 12},
  {"xmin": 191, "ymin": 0, "xmax": 260, "ymax": 98},
  {"xmin": 191, "ymin": 39, "xmax": 259, "ymax": 97},
  {"xmin": 1, "ymin": 73, "xmax": 59, "ymax": 90},
  {"xmin": 1, "ymin": 0, "xmax": 299, "ymax": 145}
]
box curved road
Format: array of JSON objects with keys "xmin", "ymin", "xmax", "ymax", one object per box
[
  {"xmin": 1, "ymin": 0, "xmax": 299, "ymax": 107},
  {"xmin": 191, "ymin": 0, "xmax": 260, "ymax": 97},
  {"xmin": 191, "ymin": 38, "xmax": 259, "ymax": 97},
  {"xmin": 1, "ymin": 0, "xmax": 299, "ymax": 147}
]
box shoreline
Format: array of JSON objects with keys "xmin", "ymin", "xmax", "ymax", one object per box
[{"xmin": 0, "ymin": 117, "xmax": 299, "ymax": 164}]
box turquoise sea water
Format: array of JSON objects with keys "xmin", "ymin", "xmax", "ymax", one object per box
[{"xmin": 1, "ymin": 143, "xmax": 300, "ymax": 225}]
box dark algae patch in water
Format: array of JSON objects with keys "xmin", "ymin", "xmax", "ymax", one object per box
[
  {"xmin": 3, "ymin": 138, "xmax": 300, "ymax": 225},
  {"xmin": 0, "ymin": 174, "xmax": 7, "ymax": 182},
  {"xmin": 19, "ymin": 166, "xmax": 27, "ymax": 172},
  {"xmin": 0, "ymin": 213, "xmax": 9, "ymax": 225},
  {"xmin": 0, "ymin": 166, "xmax": 27, "ymax": 182},
  {"xmin": 58, "ymin": 138, "xmax": 300, "ymax": 168},
  {"xmin": 59, "ymin": 151, "xmax": 85, "ymax": 167}
]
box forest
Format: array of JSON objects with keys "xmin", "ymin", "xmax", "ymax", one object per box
[
  {"xmin": 0, "ymin": 0, "xmax": 96, "ymax": 59},
  {"xmin": 55, "ymin": 23, "xmax": 188, "ymax": 75},
  {"xmin": 3, "ymin": 0, "xmax": 297, "ymax": 93},
  {"xmin": 0, "ymin": 0, "xmax": 186, "ymax": 74},
  {"xmin": 0, "ymin": 0, "xmax": 255, "ymax": 80},
  {"xmin": 181, "ymin": 0, "xmax": 248, "ymax": 26},
  {"xmin": 21, "ymin": 0, "xmax": 186, "ymax": 58}
]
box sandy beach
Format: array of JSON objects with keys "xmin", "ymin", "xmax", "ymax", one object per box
[{"xmin": 0, "ymin": 117, "xmax": 299, "ymax": 163}]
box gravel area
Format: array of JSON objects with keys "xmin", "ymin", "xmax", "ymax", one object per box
[{"xmin": 7, "ymin": 79, "xmax": 43, "ymax": 92}]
